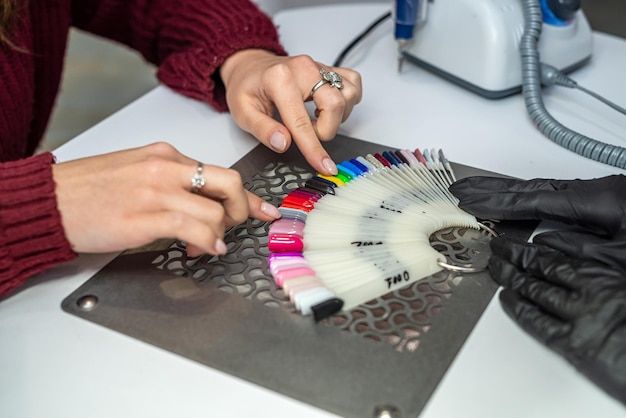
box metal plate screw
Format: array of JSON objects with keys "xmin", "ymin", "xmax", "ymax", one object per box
[
  {"xmin": 373, "ymin": 404, "xmax": 401, "ymax": 418},
  {"xmin": 77, "ymin": 295, "xmax": 98, "ymax": 311}
]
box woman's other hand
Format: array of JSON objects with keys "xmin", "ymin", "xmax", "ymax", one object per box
[{"xmin": 52, "ymin": 142, "xmax": 281, "ymax": 257}]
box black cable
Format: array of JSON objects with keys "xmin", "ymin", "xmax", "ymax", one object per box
[{"xmin": 333, "ymin": 11, "xmax": 392, "ymax": 67}]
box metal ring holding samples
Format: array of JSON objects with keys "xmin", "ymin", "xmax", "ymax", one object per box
[
  {"xmin": 190, "ymin": 161, "xmax": 206, "ymax": 193},
  {"xmin": 437, "ymin": 260, "xmax": 487, "ymax": 274},
  {"xmin": 436, "ymin": 222, "xmax": 499, "ymax": 274},
  {"xmin": 309, "ymin": 79, "xmax": 329, "ymax": 98}
]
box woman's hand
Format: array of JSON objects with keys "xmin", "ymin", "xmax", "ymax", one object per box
[
  {"xmin": 220, "ymin": 49, "xmax": 362, "ymax": 176},
  {"xmin": 52, "ymin": 142, "xmax": 281, "ymax": 257}
]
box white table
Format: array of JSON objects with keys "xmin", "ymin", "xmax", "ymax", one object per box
[{"xmin": 1, "ymin": 3, "xmax": 625, "ymax": 417}]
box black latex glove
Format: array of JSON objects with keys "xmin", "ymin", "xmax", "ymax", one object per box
[
  {"xmin": 449, "ymin": 175, "xmax": 626, "ymax": 271},
  {"xmin": 490, "ymin": 235, "xmax": 626, "ymax": 406}
]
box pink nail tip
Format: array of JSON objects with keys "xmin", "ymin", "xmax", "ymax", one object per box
[
  {"xmin": 274, "ymin": 267, "xmax": 317, "ymax": 287},
  {"xmin": 268, "ymin": 234, "xmax": 304, "ymax": 253},
  {"xmin": 268, "ymin": 256, "xmax": 310, "ymax": 277},
  {"xmin": 268, "ymin": 218, "xmax": 305, "ymax": 237}
]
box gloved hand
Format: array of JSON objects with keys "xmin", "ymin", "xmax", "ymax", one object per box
[
  {"xmin": 449, "ymin": 175, "xmax": 626, "ymax": 406},
  {"xmin": 489, "ymin": 235, "xmax": 626, "ymax": 406},
  {"xmin": 448, "ymin": 175, "xmax": 626, "ymax": 271}
]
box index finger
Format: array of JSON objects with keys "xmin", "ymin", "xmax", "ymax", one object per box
[
  {"xmin": 246, "ymin": 190, "xmax": 282, "ymax": 222},
  {"xmin": 266, "ymin": 77, "xmax": 338, "ymax": 176},
  {"xmin": 195, "ymin": 165, "xmax": 250, "ymax": 226}
]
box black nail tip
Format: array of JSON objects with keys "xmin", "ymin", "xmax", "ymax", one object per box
[
  {"xmin": 311, "ymin": 298, "xmax": 344, "ymax": 322},
  {"xmin": 305, "ymin": 177, "xmax": 336, "ymax": 195}
]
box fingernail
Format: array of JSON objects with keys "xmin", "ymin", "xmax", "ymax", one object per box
[
  {"xmin": 261, "ymin": 201, "xmax": 282, "ymax": 219},
  {"xmin": 322, "ymin": 158, "xmax": 337, "ymax": 175},
  {"xmin": 215, "ymin": 239, "xmax": 227, "ymax": 255},
  {"xmin": 269, "ymin": 132, "xmax": 287, "ymax": 152}
]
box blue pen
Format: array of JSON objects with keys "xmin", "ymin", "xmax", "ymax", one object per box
[
  {"xmin": 394, "ymin": 0, "xmax": 419, "ymax": 71},
  {"xmin": 394, "ymin": 0, "xmax": 419, "ymax": 42}
]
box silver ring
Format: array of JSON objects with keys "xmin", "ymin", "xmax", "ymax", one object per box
[
  {"xmin": 191, "ymin": 161, "xmax": 206, "ymax": 193},
  {"xmin": 320, "ymin": 68, "xmax": 343, "ymax": 89},
  {"xmin": 310, "ymin": 79, "xmax": 329, "ymax": 98}
]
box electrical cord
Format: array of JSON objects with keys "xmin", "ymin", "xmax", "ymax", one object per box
[
  {"xmin": 333, "ymin": 11, "xmax": 392, "ymax": 67},
  {"xmin": 540, "ymin": 63, "xmax": 626, "ymax": 116},
  {"xmin": 332, "ymin": 2, "xmax": 626, "ymax": 168},
  {"xmin": 520, "ymin": 0, "xmax": 626, "ymax": 169}
]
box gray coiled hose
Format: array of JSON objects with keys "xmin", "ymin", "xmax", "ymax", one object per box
[{"xmin": 520, "ymin": 0, "xmax": 626, "ymax": 169}]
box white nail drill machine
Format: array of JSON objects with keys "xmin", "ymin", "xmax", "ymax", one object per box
[{"xmin": 399, "ymin": 0, "xmax": 593, "ymax": 99}]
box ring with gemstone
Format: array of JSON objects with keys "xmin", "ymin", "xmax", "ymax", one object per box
[
  {"xmin": 309, "ymin": 68, "xmax": 344, "ymax": 99},
  {"xmin": 191, "ymin": 161, "xmax": 206, "ymax": 193},
  {"xmin": 320, "ymin": 68, "xmax": 343, "ymax": 89}
]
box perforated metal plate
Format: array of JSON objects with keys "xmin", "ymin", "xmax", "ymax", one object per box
[{"xmin": 62, "ymin": 135, "xmax": 535, "ymax": 418}]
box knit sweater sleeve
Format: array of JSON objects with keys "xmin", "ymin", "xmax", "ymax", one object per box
[
  {"xmin": 0, "ymin": 153, "xmax": 76, "ymax": 296},
  {"xmin": 71, "ymin": 0, "xmax": 287, "ymax": 111}
]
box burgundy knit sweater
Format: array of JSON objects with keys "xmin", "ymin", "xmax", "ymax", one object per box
[{"xmin": 0, "ymin": 0, "xmax": 286, "ymax": 297}]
